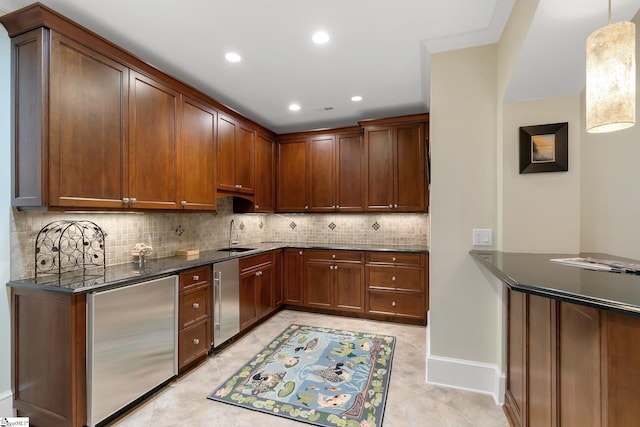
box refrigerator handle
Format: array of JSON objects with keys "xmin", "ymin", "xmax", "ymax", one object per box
[{"xmin": 213, "ymin": 271, "xmax": 221, "ymax": 340}]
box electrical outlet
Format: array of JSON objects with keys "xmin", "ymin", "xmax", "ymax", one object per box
[{"xmin": 473, "ymin": 229, "xmax": 492, "ymax": 246}]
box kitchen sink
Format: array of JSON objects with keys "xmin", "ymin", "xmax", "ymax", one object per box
[{"xmin": 217, "ymin": 247, "xmax": 255, "ymax": 253}]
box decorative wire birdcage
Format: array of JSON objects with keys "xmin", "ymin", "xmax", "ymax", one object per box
[{"xmin": 34, "ymin": 220, "xmax": 106, "ymax": 278}]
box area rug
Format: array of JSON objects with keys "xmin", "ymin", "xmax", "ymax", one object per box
[{"xmin": 208, "ymin": 324, "xmax": 396, "ymax": 427}]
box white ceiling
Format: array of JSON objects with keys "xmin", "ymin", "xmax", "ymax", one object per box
[{"xmin": 0, "ymin": 0, "xmax": 638, "ymax": 133}]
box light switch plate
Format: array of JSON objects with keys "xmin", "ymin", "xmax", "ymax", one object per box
[{"xmin": 473, "ymin": 229, "xmax": 492, "ymax": 246}]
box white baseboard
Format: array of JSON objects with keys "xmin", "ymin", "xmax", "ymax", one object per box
[
  {"xmin": 427, "ymin": 354, "xmax": 505, "ymax": 405},
  {"xmin": 0, "ymin": 389, "xmax": 13, "ymax": 416}
]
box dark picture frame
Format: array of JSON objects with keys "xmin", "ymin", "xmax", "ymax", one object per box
[{"xmin": 519, "ymin": 122, "xmax": 568, "ymax": 174}]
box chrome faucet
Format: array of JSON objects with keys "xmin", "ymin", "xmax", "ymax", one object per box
[{"xmin": 229, "ymin": 219, "xmax": 235, "ymax": 249}]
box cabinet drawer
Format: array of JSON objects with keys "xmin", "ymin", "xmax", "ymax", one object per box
[
  {"xmin": 179, "ymin": 285, "xmax": 210, "ymax": 329},
  {"xmin": 366, "ymin": 252, "xmax": 424, "ymax": 266},
  {"xmin": 240, "ymin": 252, "xmax": 273, "ymax": 273},
  {"xmin": 179, "ymin": 266, "xmax": 211, "ymax": 291},
  {"xmin": 368, "ymin": 290, "xmax": 425, "ymax": 319},
  {"xmin": 367, "ymin": 266, "xmax": 423, "ymax": 292},
  {"xmin": 305, "ymin": 249, "xmax": 364, "ymax": 263},
  {"xmin": 178, "ymin": 320, "xmax": 210, "ymax": 369}
]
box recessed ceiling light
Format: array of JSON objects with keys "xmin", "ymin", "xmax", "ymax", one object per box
[
  {"xmin": 351, "ymin": 95, "xmax": 363, "ymax": 102},
  {"xmin": 289, "ymin": 103, "xmax": 301, "ymax": 111},
  {"xmin": 225, "ymin": 52, "xmax": 242, "ymax": 63},
  {"xmin": 312, "ymin": 31, "xmax": 330, "ymax": 44}
]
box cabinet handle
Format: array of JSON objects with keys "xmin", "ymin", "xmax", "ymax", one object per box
[
  {"xmin": 122, "ymin": 197, "xmax": 130, "ymax": 204},
  {"xmin": 181, "ymin": 200, "xmax": 187, "ymax": 206},
  {"xmin": 192, "ymin": 302, "xmax": 200, "ymax": 309},
  {"xmin": 130, "ymin": 197, "xmax": 137, "ymax": 203},
  {"xmin": 235, "ymin": 184, "xmax": 242, "ymax": 189},
  {"xmin": 193, "ymin": 275, "xmax": 200, "ymax": 281},
  {"xmin": 192, "ymin": 338, "xmax": 200, "ymax": 345},
  {"xmin": 392, "ymin": 301, "xmax": 396, "ymax": 307},
  {"xmin": 392, "ymin": 276, "xmax": 396, "ymax": 282}
]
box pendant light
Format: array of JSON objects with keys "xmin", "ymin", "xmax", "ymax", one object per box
[{"xmin": 586, "ymin": 0, "xmax": 636, "ymax": 133}]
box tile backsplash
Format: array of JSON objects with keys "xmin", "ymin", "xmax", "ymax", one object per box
[{"xmin": 10, "ymin": 198, "xmax": 429, "ymax": 280}]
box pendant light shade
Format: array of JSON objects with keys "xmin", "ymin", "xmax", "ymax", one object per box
[{"xmin": 586, "ymin": 20, "xmax": 636, "ymax": 133}]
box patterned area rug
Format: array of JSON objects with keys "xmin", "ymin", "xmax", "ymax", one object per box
[{"xmin": 208, "ymin": 324, "xmax": 396, "ymax": 427}]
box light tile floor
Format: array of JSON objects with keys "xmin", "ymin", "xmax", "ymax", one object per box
[{"xmin": 109, "ymin": 310, "xmax": 509, "ymax": 426}]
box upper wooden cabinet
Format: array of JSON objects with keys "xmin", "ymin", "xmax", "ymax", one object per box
[
  {"xmin": 307, "ymin": 129, "xmax": 364, "ymax": 212},
  {"xmin": 217, "ymin": 114, "xmax": 255, "ymax": 196},
  {"xmin": 253, "ymin": 133, "xmax": 276, "ymax": 212},
  {"xmin": 277, "ymin": 138, "xmax": 308, "ymax": 212},
  {"xmin": 2, "ymin": 3, "xmax": 277, "ymax": 211},
  {"xmin": 180, "ymin": 97, "xmax": 217, "ymax": 210},
  {"xmin": 361, "ymin": 114, "xmax": 429, "ymax": 212}
]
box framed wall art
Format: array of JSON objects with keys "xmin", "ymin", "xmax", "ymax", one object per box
[{"xmin": 519, "ymin": 122, "xmax": 568, "ymax": 174}]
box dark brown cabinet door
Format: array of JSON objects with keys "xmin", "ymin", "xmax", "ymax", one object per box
[
  {"xmin": 559, "ymin": 302, "xmax": 601, "ymax": 427},
  {"xmin": 216, "ymin": 115, "xmax": 237, "ymax": 193},
  {"xmin": 505, "ymin": 289, "xmax": 526, "ymax": 427},
  {"xmin": 181, "ymin": 97, "xmax": 216, "ymax": 210},
  {"xmin": 49, "ymin": 31, "xmax": 129, "ymax": 208},
  {"xmin": 284, "ymin": 249, "xmax": 304, "ymax": 305},
  {"xmin": 334, "ymin": 263, "xmax": 364, "ymax": 312},
  {"xmin": 254, "ymin": 133, "xmax": 276, "ymax": 212},
  {"xmin": 239, "ymin": 270, "xmax": 258, "ymax": 331},
  {"xmin": 277, "ymin": 139, "xmax": 308, "ymax": 211},
  {"xmin": 365, "ymin": 127, "xmax": 394, "ymax": 210},
  {"xmin": 129, "ymin": 71, "xmax": 181, "ymax": 209},
  {"xmin": 336, "ymin": 132, "xmax": 364, "ymax": 211},
  {"xmin": 304, "ymin": 262, "xmax": 333, "ymax": 309},
  {"xmin": 308, "ymin": 135, "xmax": 335, "ymax": 211},
  {"xmin": 394, "ymin": 123, "xmax": 426, "ymax": 212},
  {"xmin": 235, "ymin": 124, "xmax": 255, "ymax": 194},
  {"xmin": 216, "ymin": 114, "xmax": 255, "ymax": 195},
  {"xmin": 273, "ymin": 250, "xmax": 284, "ymax": 307},
  {"xmin": 257, "ymin": 264, "xmax": 274, "ymax": 319}
]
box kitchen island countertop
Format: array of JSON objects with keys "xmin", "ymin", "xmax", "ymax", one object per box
[
  {"xmin": 470, "ymin": 249, "xmax": 640, "ymax": 317},
  {"xmin": 8, "ymin": 242, "xmax": 428, "ymax": 294}
]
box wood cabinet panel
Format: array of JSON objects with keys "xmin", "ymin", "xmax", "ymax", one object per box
[
  {"xmin": 129, "ymin": 71, "xmax": 180, "ymax": 209},
  {"xmin": 559, "ymin": 303, "xmax": 601, "ymax": 427},
  {"xmin": 179, "ymin": 285, "xmax": 210, "ymax": 329},
  {"xmin": 304, "ymin": 262, "xmax": 333, "ymax": 308},
  {"xmin": 179, "ymin": 266, "xmax": 211, "ymax": 291},
  {"xmin": 217, "ymin": 114, "xmax": 255, "ymax": 195},
  {"xmin": 364, "ymin": 128, "xmax": 394, "ymax": 210},
  {"xmin": 366, "ymin": 252, "xmax": 424, "ymax": 266},
  {"xmin": 178, "ymin": 320, "xmax": 210, "ymax": 369},
  {"xmin": 181, "ymin": 97, "xmax": 216, "ymax": 210},
  {"xmin": 505, "ymin": 289, "xmax": 526, "ymax": 427},
  {"xmin": 235, "ymin": 123, "xmax": 255, "ymax": 193},
  {"xmin": 304, "ymin": 250, "xmax": 364, "ymax": 263},
  {"xmin": 273, "ymin": 249, "xmax": 284, "ymax": 307},
  {"xmin": 367, "ymin": 266, "xmax": 423, "ymax": 292},
  {"xmin": 367, "ymin": 290, "xmax": 424, "ymax": 319},
  {"xmin": 254, "ymin": 133, "xmax": 276, "ymax": 212},
  {"xmin": 284, "ymin": 249, "xmax": 304, "ymax": 305},
  {"xmin": 394, "ymin": 123, "xmax": 426, "ymax": 211},
  {"xmin": 178, "ymin": 267, "xmax": 212, "ymax": 371},
  {"xmin": 49, "ymin": 31, "xmax": 128, "ymax": 208},
  {"xmin": 277, "ymin": 139, "xmax": 308, "ymax": 211},
  {"xmin": 217, "ymin": 115, "xmax": 236, "ymax": 193},
  {"xmin": 336, "ymin": 132, "xmax": 364, "ymax": 211},
  {"xmin": 239, "ymin": 253, "xmax": 274, "ymax": 331},
  {"xmin": 308, "ymin": 135, "xmax": 335, "ymax": 211},
  {"xmin": 528, "ymin": 295, "xmax": 556, "ymax": 427},
  {"xmin": 334, "ymin": 263, "xmax": 364, "ymax": 312}
]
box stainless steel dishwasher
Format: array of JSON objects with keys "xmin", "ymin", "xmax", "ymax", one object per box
[
  {"xmin": 213, "ymin": 258, "xmax": 240, "ymax": 347},
  {"xmin": 87, "ymin": 276, "xmax": 178, "ymax": 426}
]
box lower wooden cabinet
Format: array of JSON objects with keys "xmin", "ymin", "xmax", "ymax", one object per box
[
  {"xmin": 365, "ymin": 252, "xmax": 427, "ymax": 324},
  {"xmin": 505, "ymin": 289, "xmax": 640, "ymax": 427},
  {"xmin": 239, "ymin": 252, "xmax": 275, "ymax": 331},
  {"xmin": 303, "ymin": 250, "xmax": 365, "ymax": 313},
  {"xmin": 284, "ymin": 248, "xmax": 304, "ymax": 305},
  {"xmin": 178, "ymin": 266, "xmax": 212, "ymax": 371}
]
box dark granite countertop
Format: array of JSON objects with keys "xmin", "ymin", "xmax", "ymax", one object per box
[
  {"xmin": 470, "ymin": 249, "xmax": 640, "ymax": 317},
  {"xmin": 8, "ymin": 242, "xmax": 428, "ymax": 294}
]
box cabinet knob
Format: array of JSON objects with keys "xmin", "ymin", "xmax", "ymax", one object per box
[
  {"xmin": 392, "ymin": 301, "xmax": 396, "ymax": 307},
  {"xmin": 332, "ymin": 254, "xmax": 336, "ymax": 259},
  {"xmin": 181, "ymin": 200, "xmax": 187, "ymax": 206},
  {"xmin": 235, "ymin": 184, "xmax": 242, "ymax": 189},
  {"xmin": 332, "ymin": 205, "xmax": 336, "ymax": 209},
  {"xmin": 130, "ymin": 197, "xmax": 137, "ymax": 203},
  {"xmin": 305, "ymin": 205, "xmax": 309, "ymax": 209},
  {"xmin": 192, "ymin": 302, "xmax": 199, "ymax": 309},
  {"xmin": 334, "ymin": 265, "xmax": 338, "ymax": 270},
  {"xmin": 192, "ymin": 338, "xmax": 200, "ymax": 345},
  {"xmin": 336, "ymin": 205, "xmax": 340, "ymax": 209},
  {"xmin": 394, "ymin": 204, "xmax": 398, "ymax": 208},
  {"xmin": 122, "ymin": 197, "xmax": 130, "ymax": 204},
  {"xmin": 389, "ymin": 204, "xmax": 393, "ymax": 208},
  {"xmin": 299, "ymin": 251, "xmax": 303, "ymax": 255},
  {"xmin": 392, "ymin": 257, "xmax": 397, "ymax": 262},
  {"xmin": 392, "ymin": 276, "xmax": 396, "ymax": 282},
  {"xmin": 255, "ymin": 204, "xmax": 260, "ymax": 209},
  {"xmin": 193, "ymin": 275, "xmax": 200, "ymax": 281}
]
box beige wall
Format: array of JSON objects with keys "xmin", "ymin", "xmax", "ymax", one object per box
[
  {"xmin": 429, "ymin": 43, "xmax": 500, "ymax": 365},
  {"xmin": 581, "ymin": 10, "xmax": 640, "ymax": 259},
  {"xmin": 502, "ymin": 95, "xmax": 582, "ymax": 253}
]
